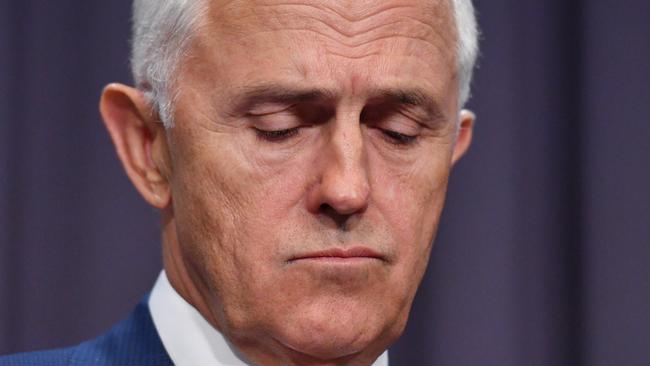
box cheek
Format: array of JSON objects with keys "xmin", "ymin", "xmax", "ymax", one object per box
[
  {"xmin": 170, "ymin": 127, "xmax": 309, "ymax": 247},
  {"xmin": 168, "ymin": 131, "xmax": 319, "ymax": 315},
  {"xmin": 374, "ymin": 150, "xmax": 449, "ymax": 233},
  {"xmin": 166, "ymin": 134, "xmax": 264, "ymax": 293},
  {"xmin": 170, "ymin": 145, "xmax": 255, "ymax": 286},
  {"xmin": 370, "ymin": 147, "xmax": 451, "ymax": 282}
]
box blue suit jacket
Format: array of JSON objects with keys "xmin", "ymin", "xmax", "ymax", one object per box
[{"xmin": 0, "ymin": 298, "xmax": 173, "ymax": 366}]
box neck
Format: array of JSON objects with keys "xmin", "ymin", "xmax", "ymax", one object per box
[{"xmin": 161, "ymin": 213, "xmax": 220, "ymax": 328}]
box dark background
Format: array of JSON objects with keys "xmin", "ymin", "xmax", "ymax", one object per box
[{"xmin": 1, "ymin": 1, "xmax": 649, "ymax": 365}]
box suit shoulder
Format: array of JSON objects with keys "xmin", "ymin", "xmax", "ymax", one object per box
[
  {"xmin": 0, "ymin": 347, "xmax": 74, "ymax": 366},
  {"xmin": 0, "ymin": 298, "xmax": 172, "ymax": 366}
]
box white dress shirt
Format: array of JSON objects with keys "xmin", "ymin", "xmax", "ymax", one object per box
[{"xmin": 149, "ymin": 271, "xmax": 389, "ymax": 366}]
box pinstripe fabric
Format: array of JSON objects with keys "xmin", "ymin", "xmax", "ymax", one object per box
[{"xmin": 0, "ymin": 297, "xmax": 173, "ymax": 366}]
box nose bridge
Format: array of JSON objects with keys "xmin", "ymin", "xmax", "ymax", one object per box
[
  {"xmin": 330, "ymin": 109, "xmax": 365, "ymax": 172},
  {"xmin": 318, "ymin": 109, "xmax": 370, "ymax": 213}
]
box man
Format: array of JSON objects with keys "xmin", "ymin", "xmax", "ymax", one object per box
[{"xmin": 1, "ymin": 0, "xmax": 478, "ymax": 365}]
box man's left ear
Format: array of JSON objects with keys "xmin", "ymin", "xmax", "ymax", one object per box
[{"xmin": 451, "ymin": 109, "xmax": 475, "ymax": 165}]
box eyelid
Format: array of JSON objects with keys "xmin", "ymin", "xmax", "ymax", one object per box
[
  {"xmin": 246, "ymin": 103, "xmax": 295, "ymax": 117},
  {"xmin": 248, "ymin": 110, "xmax": 301, "ymax": 131},
  {"xmin": 378, "ymin": 116, "xmax": 422, "ymax": 136}
]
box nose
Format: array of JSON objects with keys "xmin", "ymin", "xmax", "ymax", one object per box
[{"xmin": 307, "ymin": 116, "xmax": 370, "ymax": 228}]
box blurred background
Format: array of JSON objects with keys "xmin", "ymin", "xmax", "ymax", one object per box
[{"xmin": 1, "ymin": 0, "xmax": 649, "ymax": 365}]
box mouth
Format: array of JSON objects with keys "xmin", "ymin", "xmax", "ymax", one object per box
[{"xmin": 289, "ymin": 246, "xmax": 386, "ymax": 263}]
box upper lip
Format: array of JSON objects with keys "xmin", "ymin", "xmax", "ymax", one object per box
[{"xmin": 290, "ymin": 246, "xmax": 385, "ymax": 261}]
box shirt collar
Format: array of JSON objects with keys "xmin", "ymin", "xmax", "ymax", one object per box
[{"xmin": 148, "ymin": 271, "xmax": 389, "ymax": 366}]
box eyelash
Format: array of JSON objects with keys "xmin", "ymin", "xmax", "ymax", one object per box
[
  {"xmin": 254, "ymin": 127, "xmax": 300, "ymax": 142},
  {"xmin": 380, "ymin": 129, "xmax": 418, "ymax": 145},
  {"xmin": 253, "ymin": 126, "xmax": 418, "ymax": 146}
]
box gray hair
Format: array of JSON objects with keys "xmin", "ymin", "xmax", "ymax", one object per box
[
  {"xmin": 130, "ymin": 0, "xmax": 479, "ymax": 127},
  {"xmin": 453, "ymin": 0, "xmax": 479, "ymax": 109}
]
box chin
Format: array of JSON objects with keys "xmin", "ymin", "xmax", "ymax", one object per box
[
  {"xmin": 271, "ymin": 301, "xmax": 395, "ymax": 361},
  {"xmin": 279, "ymin": 328, "xmax": 372, "ymax": 361}
]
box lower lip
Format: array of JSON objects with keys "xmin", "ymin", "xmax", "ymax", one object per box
[{"xmin": 290, "ymin": 256, "xmax": 382, "ymax": 264}]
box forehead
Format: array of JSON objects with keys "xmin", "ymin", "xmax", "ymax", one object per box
[
  {"xmin": 185, "ymin": 0, "xmax": 458, "ymax": 104},
  {"xmin": 211, "ymin": 0, "xmax": 456, "ymax": 38}
]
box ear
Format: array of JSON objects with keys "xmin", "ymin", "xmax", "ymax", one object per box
[
  {"xmin": 99, "ymin": 83, "xmax": 172, "ymax": 209},
  {"xmin": 451, "ymin": 109, "xmax": 475, "ymax": 165}
]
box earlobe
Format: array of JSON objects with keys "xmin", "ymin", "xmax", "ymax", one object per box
[
  {"xmin": 99, "ymin": 83, "xmax": 172, "ymax": 209},
  {"xmin": 451, "ymin": 109, "xmax": 475, "ymax": 165}
]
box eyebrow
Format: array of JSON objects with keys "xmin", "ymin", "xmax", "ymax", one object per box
[
  {"xmin": 227, "ymin": 83, "xmax": 447, "ymax": 123},
  {"xmin": 228, "ymin": 84, "xmax": 337, "ymax": 115},
  {"xmin": 371, "ymin": 88, "xmax": 447, "ymax": 124}
]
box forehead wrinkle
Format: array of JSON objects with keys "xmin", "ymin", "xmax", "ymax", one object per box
[
  {"xmin": 254, "ymin": 0, "xmax": 453, "ymax": 25},
  {"xmin": 212, "ymin": 0, "xmax": 454, "ymax": 42},
  {"xmin": 253, "ymin": 17, "xmax": 439, "ymax": 52},
  {"xmin": 265, "ymin": 1, "xmax": 415, "ymax": 23},
  {"xmin": 220, "ymin": 9, "xmax": 455, "ymax": 72},
  {"xmin": 289, "ymin": 16, "xmax": 407, "ymax": 44},
  {"xmin": 263, "ymin": 1, "xmax": 452, "ymax": 39},
  {"xmin": 256, "ymin": 2, "xmax": 420, "ymax": 38},
  {"xmin": 195, "ymin": 0, "xmax": 458, "ymax": 102}
]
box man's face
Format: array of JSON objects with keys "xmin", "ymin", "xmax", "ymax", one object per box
[{"xmin": 165, "ymin": 0, "xmax": 463, "ymax": 361}]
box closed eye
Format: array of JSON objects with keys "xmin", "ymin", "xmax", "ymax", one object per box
[
  {"xmin": 380, "ymin": 129, "xmax": 418, "ymax": 145},
  {"xmin": 254, "ymin": 127, "xmax": 300, "ymax": 142}
]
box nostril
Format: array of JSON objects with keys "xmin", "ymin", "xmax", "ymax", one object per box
[{"xmin": 319, "ymin": 203, "xmax": 352, "ymax": 231}]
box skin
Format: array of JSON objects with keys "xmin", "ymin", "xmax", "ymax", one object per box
[{"xmin": 100, "ymin": 0, "xmax": 475, "ymax": 365}]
